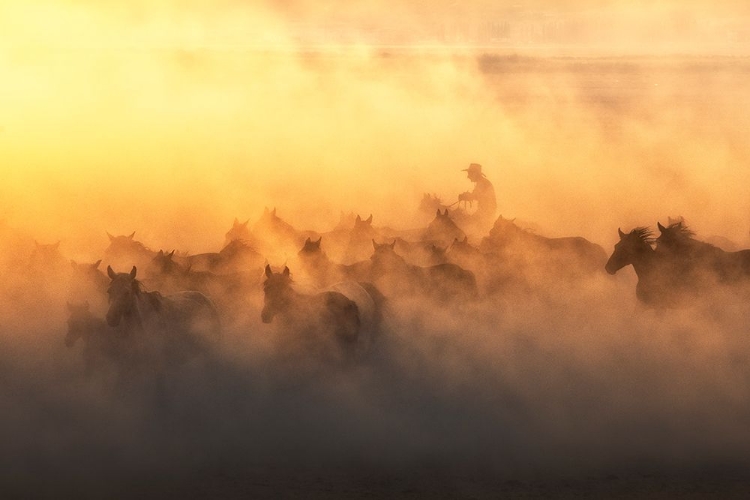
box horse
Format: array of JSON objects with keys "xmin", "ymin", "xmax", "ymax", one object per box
[
  {"xmin": 261, "ymin": 265, "xmax": 379, "ymax": 360},
  {"xmin": 605, "ymin": 226, "xmax": 715, "ymax": 308},
  {"xmin": 655, "ymin": 221, "xmax": 750, "ymax": 284},
  {"xmin": 369, "ymin": 240, "xmax": 478, "ymax": 301},
  {"xmin": 418, "ymin": 193, "xmax": 452, "ymax": 222},
  {"xmin": 225, "ymin": 218, "xmax": 252, "ymax": 246},
  {"xmin": 69, "ymin": 259, "xmax": 109, "ymax": 313},
  {"xmin": 392, "ymin": 238, "xmax": 448, "ymax": 267},
  {"xmin": 145, "ymin": 250, "xmax": 258, "ymax": 309},
  {"xmin": 252, "ymin": 207, "xmax": 319, "ymax": 260},
  {"xmin": 104, "ymin": 231, "xmax": 157, "ymax": 271},
  {"xmin": 65, "ymin": 301, "xmax": 124, "ymax": 377},
  {"xmin": 106, "ymin": 265, "xmax": 221, "ymax": 366},
  {"xmin": 342, "ymin": 214, "xmax": 382, "ymax": 264},
  {"xmin": 182, "ymin": 239, "xmax": 264, "ymax": 274},
  {"xmin": 481, "ymin": 216, "xmax": 607, "ymax": 278},
  {"xmin": 29, "ymin": 240, "xmax": 67, "ymax": 272},
  {"xmin": 423, "ymin": 209, "xmax": 466, "ymax": 247}
]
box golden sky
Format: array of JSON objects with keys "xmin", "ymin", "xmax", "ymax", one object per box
[{"xmin": 1, "ymin": 1, "xmax": 750, "ymax": 256}]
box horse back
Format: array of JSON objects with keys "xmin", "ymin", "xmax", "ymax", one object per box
[
  {"xmin": 163, "ymin": 291, "xmax": 221, "ymax": 339},
  {"xmin": 327, "ymin": 281, "xmax": 377, "ymax": 328},
  {"xmin": 423, "ymin": 262, "xmax": 479, "ymax": 299}
]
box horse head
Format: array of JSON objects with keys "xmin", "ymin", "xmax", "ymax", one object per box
[
  {"xmin": 148, "ymin": 249, "xmax": 178, "ymax": 276},
  {"xmin": 298, "ymin": 237, "xmax": 323, "ymax": 256},
  {"xmin": 605, "ymin": 227, "xmax": 654, "ymax": 275},
  {"xmin": 425, "ymin": 209, "xmax": 465, "ymax": 244},
  {"xmin": 261, "ymin": 265, "xmax": 293, "ymax": 323},
  {"xmin": 353, "ymin": 214, "xmax": 374, "ymax": 232},
  {"xmin": 656, "ymin": 220, "xmax": 695, "ymax": 251},
  {"xmin": 225, "ymin": 218, "xmax": 251, "ymax": 245},
  {"xmin": 105, "ymin": 265, "xmax": 140, "ymax": 327},
  {"xmin": 370, "ymin": 239, "xmax": 404, "ymax": 270}
]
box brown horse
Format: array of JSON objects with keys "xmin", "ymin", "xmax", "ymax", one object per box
[
  {"xmin": 656, "ymin": 221, "xmax": 750, "ymax": 285},
  {"xmin": 261, "ymin": 265, "xmax": 379, "ymax": 359},
  {"xmin": 481, "ymin": 216, "xmax": 607, "ymax": 278},
  {"xmin": 106, "ymin": 266, "xmax": 221, "ymax": 358},
  {"xmin": 369, "ymin": 240, "xmax": 478, "ymax": 301}
]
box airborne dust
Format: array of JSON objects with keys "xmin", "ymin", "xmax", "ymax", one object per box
[{"xmin": 2, "ymin": 1, "xmax": 750, "ymax": 498}]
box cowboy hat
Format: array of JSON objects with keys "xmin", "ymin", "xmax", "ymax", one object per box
[{"xmin": 461, "ymin": 163, "xmax": 485, "ymax": 176}]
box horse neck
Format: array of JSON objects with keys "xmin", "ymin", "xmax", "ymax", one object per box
[
  {"xmin": 270, "ymin": 285, "xmax": 309, "ymax": 319},
  {"xmin": 122, "ymin": 291, "xmax": 159, "ymax": 333},
  {"xmin": 303, "ymin": 251, "xmax": 332, "ymax": 269},
  {"xmin": 372, "ymin": 253, "xmax": 408, "ymax": 273},
  {"xmin": 627, "ymin": 245, "xmax": 659, "ymax": 279}
]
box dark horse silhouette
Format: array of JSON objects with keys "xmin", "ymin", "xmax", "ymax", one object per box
[
  {"xmin": 104, "ymin": 232, "xmax": 157, "ymax": 270},
  {"xmin": 369, "ymin": 240, "xmax": 478, "ymax": 301},
  {"xmin": 604, "ymin": 226, "xmax": 749, "ymax": 308},
  {"xmin": 423, "ymin": 209, "xmax": 466, "ymax": 246},
  {"xmin": 261, "ymin": 265, "xmax": 379, "ymax": 358},
  {"xmin": 655, "ymin": 221, "xmax": 750, "ymax": 284},
  {"xmin": 106, "ymin": 266, "xmax": 221, "ymax": 361},
  {"xmin": 605, "ymin": 227, "xmax": 676, "ymax": 307}
]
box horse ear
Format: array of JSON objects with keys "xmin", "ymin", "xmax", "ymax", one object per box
[
  {"xmin": 272, "ymin": 208, "xmax": 276, "ymax": 216},
  {"xmin": 366, "ymin": 214, "xmax": 373, "ymax": 224},
  {"xmin": 305, "ymin": 237, "xmax": 311, "ymax": 244},
  {"xmin": 168, "ymin": 250, "xmax": 175, "ymax": 258},
  {"xmin": 265, "ymin": 264, "xmax": 273, "ymax": 278},
  {"xmin": 92, "ymin": 260, "xmax": 102, "ymax": 269},
  {"xmin": 618, "ymin": 228, "xmax": 626, "ymax": 239},
  {"xmin": 243, "ymin": 219, "xmax": 249, "ymax": 226},
  {"xmin": 233, "ymin": 217, "xmax": 239, "ymax": 226},
  {"xmin": 282, "ymin": 266, "xmax": 290, "ymax": 277},
  {"xmin": 390, "ymin": 240, "xmax": 396, "ymax": 249},
  {"xmin": 315, "ymin": 237, "xmax": 322, "ymax": 246},
  {"xmin": 657, "ymin": 222, "xmax": 666, "ymax": 232},
  {"xmin": 128, "ymin": 232, "xmax": 135, "ymax": 240},
  {"xmin": 53, "ymin": 241, "xmax": 61, "ymax": 250},
  {"xmin": 436, "ymin": 209, "xmax": 441, "ymax": 217},
  {"xmin": 463, "ymin": 236, "xmax": 468, "ymax": 243},
  {"xmin": 107, "ymin": 266, "xmax": 117, "ymax": 280},
  {"xmin": 264, "ymin": 207, "xmax": 269, "ymax": 214},
  {"xmin": 356, "ymin": 215, "xmax": 362, "ymax": 222},
  {"xmin": 107, "ymin": 232, "xmax": 115, "ymax": 242},
  {"xmin": 372, "ymin": 239, "xmax": 378, "ymax": 249},
  {"xmin": 130, "ymin": 266, "xmax": 137, "ymax": 279},
  {"xmin": 70, "ymin": 260, "xmax": 78, "ymax": 269}
]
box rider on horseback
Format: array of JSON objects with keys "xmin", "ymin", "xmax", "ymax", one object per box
[{"xmin": 458, "ymin": 163, "xmax": 497, "ymax": 232}]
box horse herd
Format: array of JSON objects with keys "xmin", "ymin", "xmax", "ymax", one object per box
[{"xmin": 6, "ymin": 208, "xmax": 750, "ymax": 380}]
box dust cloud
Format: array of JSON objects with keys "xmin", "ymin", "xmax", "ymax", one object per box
[{"xmin": 2, "ymin": 1, "xmax": 750, "ymax": 498}]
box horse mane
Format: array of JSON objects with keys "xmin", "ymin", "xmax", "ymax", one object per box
[
  {"xmin": 666, "ymin": 222, "xmax": 695, "ymax": 239},
  {"xmin": 631, "ymin": 227, "xmax": 655, "ymax": 244},
  {"xmin": 142, "ymin": 290, "xmax": 163, "ymax": 311},
  {"xmin": 222, "ymin": 239, "xmax": 253, "ymax": 253},
  {"xmin": 109, "ymin": 237, "xmax": 151, "ymax": 253}
]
